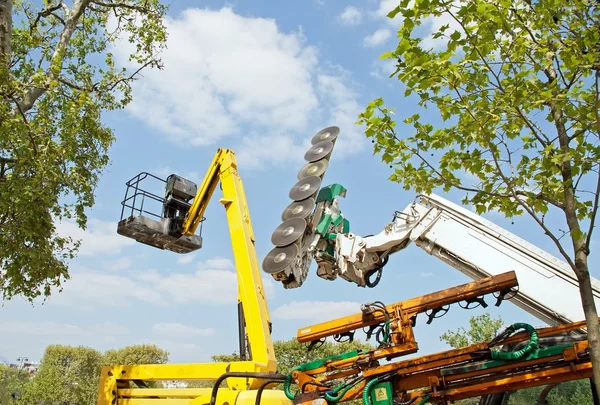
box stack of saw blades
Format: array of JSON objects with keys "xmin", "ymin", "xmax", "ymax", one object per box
[{"xmin": 262, "ymin": 126, "xmax": 340, "ymax": 287}]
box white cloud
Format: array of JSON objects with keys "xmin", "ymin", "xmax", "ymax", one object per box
[
  {"xmin": 364, "ymin": 29, "xmax": 392, "ymax": 47},
  {"xmin": 176, "ymin": 254, "xmax": 196, "ymax": 265},
  {"xmin": 338, "ymin": 6, "xmax": 362, "ymax": 25},
  {"xmin": 420, "ymin": 272, "xmax": 433, "ymax": 278},
  {"xmin": 0, "ymin": 320, "xmax": 130, "ymax": 337},
  {"xmin": 154, "ymin": 166, "xmax": 201, "ymax": 183},
  {"xmin": 273, "ymin": 301, "xmax": 361, "ymax": 323},
  {"xmin": 48, "ymin": 268, "xmax": 166, "ymax": 306},
  {"xmin": 0, "ymin": 320, "xmax": 82, "ymax": 336},
  {"xmin": 152, "ymin": 323, "xmax": 214, "ymax": 337},
  {"xmin": 46, "ymin": 257, "xmax": 275, "ymax": 307},
  {"xmin": 197, "ymin": 257, "xmax": 234, "ymax": 270},
  {"xmin": 103, "ymin": 257, "xmax": 133, "ymax": 271},
  {"xmin": 315, "ymin": 70, "xmax": 365, "ymax": 156},
  {"xmin": 55, "ymin": 218, "xmax": 135, "ymax": 256},
  {"xmin": 236, "ymin": 133, "xmax": 308, "ymax": 170},
  {"xmin": 111, "ymin": 7, "xmax": 365, "ymax": 169},
  {"xmin": 370, "ymin": 58, "xmax": 397, "ymax": 80}
]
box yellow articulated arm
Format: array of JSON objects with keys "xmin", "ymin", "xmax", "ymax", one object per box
[{"xmin": 98, "ymin": 149, "xmax": 285, "ymax": 405}]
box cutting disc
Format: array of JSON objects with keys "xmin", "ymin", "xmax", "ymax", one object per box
[
  {"xmin": 281, "ymin": 197, "xmax": 315, "ymax": 222},
  {"xmin": 311, "ymin": 126, "xmax": 340, "ymax": 145},
  {"xmin": 297, "ymin": 160, "xmax": 329, "ymax": 180},
  {"xmin": 304, "ymin": 141, "xmax": 334, "ymax": 163},
  {"xmin": 271, "ymin": 217, "xmax": 307, "ymax": 247},
  {"xmin": 262, "ymin": 244, "xmax": 299, "ymax": 274},
  {"xmin": 289, "ymin": 175, "xmax": 322, "ymax": 201}
]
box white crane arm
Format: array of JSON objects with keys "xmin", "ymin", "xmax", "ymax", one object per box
[{"xmin": 328, "ymin": 193, "xmax": 600, "ymax": 326}]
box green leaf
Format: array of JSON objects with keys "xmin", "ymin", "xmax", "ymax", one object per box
[{"xmin": 387, "ymin": 6, "xmax": 401, "ymax": 19}]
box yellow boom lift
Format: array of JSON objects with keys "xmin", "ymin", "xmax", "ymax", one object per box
[
  {"xmin": 98, "ymin": 149, "xmax": 291, "ymax": 405},
  {"xmin": 103, "ymin": 127, "xmax": 598, "ymax": 405}
]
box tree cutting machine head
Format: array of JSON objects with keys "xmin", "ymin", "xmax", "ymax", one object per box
[{"xmin": 261, "ymin": 126, "xmax": 356, "ymax": 288}]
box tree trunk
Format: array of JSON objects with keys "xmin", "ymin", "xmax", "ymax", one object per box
[
  {"xmin": 552, "ymin": 98, "xmax": 600, "ymax": 394},
  {"xmin": 573, "ymin": 254, "xmax": 600, "ymax": 396},
  {"xmin": 0, "ymin": 0, "xmax": 11, "ymax": 74}
]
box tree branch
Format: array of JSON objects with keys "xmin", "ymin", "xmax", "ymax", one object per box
[
  {"xmin": 486, "ymin": 128, "xmax": 577, "ymax": 269},
  {"xmin": 595, "ymin": 71, "xmax": 600, "ymax": 140},
  {"xmin": 378, "ymin": 107, "xmax": 514, "ymax": 200},
  {"xmin": 587, "ymin": 72, "xmax": 600, "ymax": 252},
  {"xmin": 446, "ymin": 6, "xmax": 551, "ymax": 147},
  {"xmin": 30, "ymin": 3, "xmax": 63, "ymax": 34},
  {"xmin": 57, "ymin": 76, "xmax": 93, "ymax": 91},
  {"xmin": 91, "ymin": 0, "xmax": 151, "ymax": 13},
  {"xmin": 15, "ymin": 0, "xmax": 92, "ymax": 114},
  {"xmin": 9, "ymin": 95, "xmax": 38, "ymax": 155},
  {"xmin": 587, "ymin": 173, "xmax": 600, "ymax": 255},
  {"xmin": 103, "ymin": 58, "xmax": 160, "ymax": 92}
]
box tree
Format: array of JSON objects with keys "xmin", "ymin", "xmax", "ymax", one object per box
[
  {"xmin": 0, "ymin": 364, "xmax": 30, "ymax": 403},
  {"xmin": 358, "ymin": 0, "xmax": 600, "ymax": 392},
  {"xmin": 101, "ymin": 344, "xmax": 169, "ymax": 367},
  {"xmin": 440, "ymin": 313, "xmax": 504, "ymax": 348},
  {"xmin": 20, "ymin": 345, "xmax": 102, "ymax": 405},
  {"xmin": 0, "ymin": 0, "xmax": 168, "ymax": 302},
  {"xmin": 16, "ymin": 344, "xmax": 169, "ymax": 404}
]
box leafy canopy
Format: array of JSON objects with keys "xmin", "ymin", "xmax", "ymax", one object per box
[
  {"xmin": 17, "ymin": 343, "xmax": 169, "ymax": 404},
  {"xmin": 358, "ymin": 0, "xmax": 599, "ymax": 267},
  {"xmin": 440, "ymin": 313, "xmax": 504, "ymax": 348},
  {"xmin": 0, "ymin": 0, "xmax": 168, "ymax": 301}
]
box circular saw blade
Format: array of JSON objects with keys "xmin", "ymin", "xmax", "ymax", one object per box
[
  {"xmin": 304, "ymin": 141, "xmax": 334, "ymax": 163},
  {"xmin": 297, "ymin": 160, "xmax": 329, "ymax": 180},
  {"xmin": 281, "ymin": 197, "xmax": 315, "ymax": 222},
  {"xmin": 289, "ymin": 175, "xmax": 322, "ymax": 201},
  {"xmin": 262, "ymin": 244, "xmax": 299, "ymax": 274},
  {"xmin": 271, "ymin": 217, "xmax": 307, "ymax": 247},
  {"xmin": 311, "ymin": 126, "xmax": 340, "ymax": 145}
]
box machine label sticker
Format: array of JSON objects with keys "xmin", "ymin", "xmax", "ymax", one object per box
[{"xmin": 375, "ymin": 388, "xmax": 388, "ymax": 401}]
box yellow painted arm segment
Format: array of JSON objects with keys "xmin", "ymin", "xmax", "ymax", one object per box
[
  {"xmin": 218, "ymin": 150, "xmax": 276, "ymax": 375},
  {"xmin": 181, "ymin": 149, "xmax": 225, "ymax": 236}
]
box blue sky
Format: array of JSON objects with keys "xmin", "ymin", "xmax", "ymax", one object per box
[{"xmin": 1, "ymin": 0, "xmax": 598, "ymax": 366}]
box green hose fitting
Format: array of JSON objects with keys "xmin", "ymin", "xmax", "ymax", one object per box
[
  {"xmin": 325, "ymin": 382, "xmax": 355, "ymax": 402},
  {"xmin": 362, "ymin": 378, "xmax": 380, "ymax": 405},
  {"xmin": 283, "ymin": 350, "xmax": 361, "ymax": 400},
  {"xmin": 284, "ymin": 374, "xmax": 296, "ymax": 400},
  {"xmin": 490, "ymin": 322, "xmax": 539, "ymax": 361}
]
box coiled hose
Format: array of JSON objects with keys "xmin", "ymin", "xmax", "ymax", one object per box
[
  {"xmin": 490, "ymin": 322, "xmax": 539, "ymax": 361},
  {"xmin": 362, "ymin": 377, "xmax": 380, "ymax": 405}
]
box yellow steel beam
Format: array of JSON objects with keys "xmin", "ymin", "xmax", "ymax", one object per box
[
  {"xmin": 115, "ymin": 388, "xmax": 289, "ymax": 405},
  {"xmin": 118, "ymin": 388, "xmax": 212, "ymax": 398}
]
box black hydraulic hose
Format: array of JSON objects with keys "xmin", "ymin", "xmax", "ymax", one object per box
[
  {"xmin": 365, "ymin": 256, "xmax": 389, "ymax": 288},
  {"xmin": 209, "ymin": 372, "xmax": 287, "ymax": 405},
  {"xmin": 255, "ymin": 380, "xmax": 286, "ymax": 405}
]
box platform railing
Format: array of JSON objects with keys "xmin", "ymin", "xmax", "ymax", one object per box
[{"xmin": 120, "ymin": 172, "xmax": 167, "ymax": 221}]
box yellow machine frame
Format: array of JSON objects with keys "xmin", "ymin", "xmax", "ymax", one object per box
[{"xmin": 97, "ymin": 149, "xmax": 291, "ymax": 405}]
